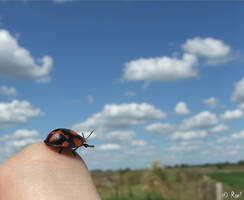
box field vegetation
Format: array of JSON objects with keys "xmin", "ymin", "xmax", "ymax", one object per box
[{"xmin": 91, "ymin": 159, "xmax": 244, "ymax": 200}]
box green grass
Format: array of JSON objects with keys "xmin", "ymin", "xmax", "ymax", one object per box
[
  {"xmin": 208, "ymin": 172, "xmax": 244, "ymax": 189},
  {"xmin": 98, "ymin": 185, "xmax": 164, "ymax": 200},
  {"xmin": 93, "ymin": 167, "xmax": 244, "ymax": 200}
]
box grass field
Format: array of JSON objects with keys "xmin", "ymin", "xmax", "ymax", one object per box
[
  {"xmin": 92, "ymin": 162, "xmax": 244, "ymax": 200},
  {"xmin": 208, "ymin": 172, "xmax": 244, "ymax": 189}
]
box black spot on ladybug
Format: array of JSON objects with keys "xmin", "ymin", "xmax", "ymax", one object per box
[
  {"xmin": 44, "ymin": 128, "xmax": 95, "ymax": 156},
  {"xmin": 52, "ymin": 134, "xmax": 66, "ymax": 144}
]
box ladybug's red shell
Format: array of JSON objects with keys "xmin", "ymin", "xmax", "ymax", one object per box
[
  {"xmin": 44, "ymin": 128, "xmax": 84, "ymax": 148},
  {"xmin": 44, "ymin": 128, "xmax": 95, "ymax": 155}
]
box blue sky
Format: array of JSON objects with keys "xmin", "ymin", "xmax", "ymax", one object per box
[{"xmin": 0, "ymin": 1, "xmax": 244, "ymax": 170}]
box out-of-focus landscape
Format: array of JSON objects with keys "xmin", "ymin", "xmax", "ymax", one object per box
[{"xmin": 92, "ymin": 159, "xmax": 244, "ymax": 200}]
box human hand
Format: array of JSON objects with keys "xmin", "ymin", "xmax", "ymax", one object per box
[{"xmin": 0, "ymin": 142, "xmax": 101, "ymax": 200}]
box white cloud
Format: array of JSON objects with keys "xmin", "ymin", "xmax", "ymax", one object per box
[
  {"xmin": 168, "ymin": 143, "xmax": 200, "ymax": 152},
  {"xmin": 217, "ymin": 137, "xmax": 230, "ymax": 144},
  {"xmin": 231, "ymin": 131, "xmax": 244, "ymax": 140},
  {"xmin": 0, "ymin": 129, "xmax": 39, "ymax": 142},
  {"xmin": 203, "ymin": 97, "xmax": 223, "ymax": 109},
  {"xmin": 175, "ymin": 101, "xmax": 190, "ymax": 115},
  {"xmin": 0, "ymin": 129, "xmax": 39, "ymax": 163},
  {"xmin": 171, "ymin": 130, "xmax": 207, "ymax": 141},
  {"xmin": 102, "ymin": 131, "xmax": 148, "ymax": 149},
  {"xmin": 92, "ymin": 130, "xmax": 153, "ymax": 168},
  {"xmin": 145, "ymin": 122, "xmax": 176, "ymax": 134},
  {"xmin": 73, "ymin": 102, "xmax": 166, "ymax": 131},
  {"xmin": 83, "ymin": 140, "xmax": 155, "ymax": 169},
  {"xmin": 103, "ymin": 130, "xmax": 136, "ymax": 145},
  {"xmin": 168, "ymin": 140, "xmax": 203, "ymax": 153},
  {"xmin": 216, "ymin": 130, "xmax": 244, "ymax": 144},
  {"xmin": 97, "ymin": 143, "xmax": 121, "ymax": 151},
  {"xmin": 0, "ymin": 100, "xmax": 41, "ymax": 128},
  {"xmin": 12, "ymin": 129, "xmax": 39, "ymax": 139},
  {"xmin": 180, "ymin": 111, "xmax": 218, "ymax": 130},
  {"xmin": 182, "ymin": 37, "xmax": 231, "ymax": 64},
  {"xmin": 84, "ymin": 128, "xmax": 153, "ymax": 168},
  {"xmin": 210, "ymin": 124, "xmax": 229, "ymax": 134},
  {"xmin": 0, "ymin": 85, "xmax": 17, "ymax": 97},
  {"xmin": 0, "ymin": 29, "xmax": 53, "ymax": 82},
  {"xmin": 131, "ymin": 139, "xmax": 147, "ymax": 147},
  {"xmin": 122, "ymin": 53, "xmax": 197, "ymax": 82},
  {"xmin": 232, "ymin": 77, "xmax": 244, "ymax": 103},
  {"xmin": 220, "ymin": 109, "xmax": 244, "ymax": 121}
]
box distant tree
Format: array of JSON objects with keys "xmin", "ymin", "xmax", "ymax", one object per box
[
  {"xmin": 150, "ymin": 158, "xmax": 168, "ymax": 185},
  {"xmin": 237, "ymin": 160, "xmax": 244, "ymax": 165},
  {"xmin": 151, "ymin": 158, "xmax": 163, "ymax": 171}
]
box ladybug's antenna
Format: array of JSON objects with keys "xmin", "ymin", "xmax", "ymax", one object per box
[
  {"xmin": 82, "ymin": 132, "xmax": 85, "ymax": 138},
  {"xmin": 86, "ymin": 130, "xmax": 94, "ymax": 139}
]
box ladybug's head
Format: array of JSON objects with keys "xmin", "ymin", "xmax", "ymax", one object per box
[
  {"xmin": 82, "ymin": 136, "xmax": 87, "ymax": 142},
  {"xmin": 81, "ymin": 130, "xmax": 94, "ymax": 143}
]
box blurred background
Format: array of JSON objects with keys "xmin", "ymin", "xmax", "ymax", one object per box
[{"xmin": 0, "ymin": 1, "xmax": 243, "ymax": 199}]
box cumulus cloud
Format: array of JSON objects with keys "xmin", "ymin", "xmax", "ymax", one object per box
[
  {"xmin": 102, "ymin": 131, "xmax": 147, "ymax": 148},
  {"xmin": 168, "ymin": 135, "xmax": 204, "ymax": 153},
  {"xmin": 167, "ymin": 142, "xmax": 201, "ymax": 152},
  {"xmin": 171, "ymin": 130, "xmax": 207, "ymax": 141},
  {"xmin": 96, "ymin": 130, "xmax": 149, "ymax": 161},
  {"xmin": 131, "ymin": 139, "xmax": 147, "ymax": 147},
  {"xmin": 145, "ymin": 122, "xmax": 176, "ymax": 134},
  {"xmin": 73, "ymin": 102, "xmax": 166, "ymax": 131},
  {"xmin": 0, "ymin": 29, "xmax": 53, "ymax": 82},
  {"xmin": 122, "ymin": 53, "xmax": 197, "ymax": 82},
  {"xmin": 0, "ymin": 129, "xmax": 39, "ymax": 163},
  {"xmin": 216, "ymin": 137, "xmax": 230, "ymax": 144},
  {"xmin": 0, "ymin": 100, "xmax": 41, "ymax": 128},
  {"xmin": 121, "ymin": 37, "xmax": 235, "ymax": 84},
  {"xmin": 182, "ymin": 37, "xmax": 231, "ymax": 65},
  {"xmin": 103, "ymin": 130, "xmax": 136, "ymax": 145},
  {"xmin": 0, "ymin": 129, "xmax": 39, "ymax": 142},
  {"xmin": 210, "ymin": 124, "xmax": 229, "ymax": 134},
  {"xmin": 175, "ymin": 101, "xmax": 190, "ymax": 115},
  {"xmin": 218, "ymin": 131, "xmax": 244, "ymax": 144},
  {"xmin": 203, "ymin": 97, "xmax": 223, "ymax": 109},
  {"xmin": 231, "ymin": 131, "xmax": 244, "ymax": 140},
  {"xmin": 180, "ymin": 111, "xmax": 218, "ymax": 130},
  {"xmin": 232, "ymin": 77, "xmax": 244, "ymax": 103},
  {"xmin": 0, "ymin": 85, "xmax": 17, "ymax": 97},
  {"xmin": 220, "ymin": 109, "xmax": 244, "ymax": 121},
  {"xmin": 97, "ymin": 139, "xmax": 146, "ymax": 151},
  {"xmin": 97, "ymin": 143, "xmax": 121, "ymax": 151},
  {"xmin": 216, "ymin": 130, "xmax": 244, "ymax": 144}
]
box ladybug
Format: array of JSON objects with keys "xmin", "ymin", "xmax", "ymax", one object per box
[{"xmin": 44, "ymin": 128, "xmax": 95, "ymax": 155}]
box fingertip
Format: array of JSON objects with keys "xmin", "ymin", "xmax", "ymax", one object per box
[{"xmin": 1, "ymin": 141, "xmax": 87, "ymax": 171}]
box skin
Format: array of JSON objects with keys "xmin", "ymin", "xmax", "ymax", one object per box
[{"xmin": 0, "ymin": 142, "xmax": 101, "ymax": 200}]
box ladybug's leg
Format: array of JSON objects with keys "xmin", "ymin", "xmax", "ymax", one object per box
[
  {"xmin": 84, "ymin": 143, "xmax": 95, "ymax": 148},
  {"xmin": 59, "ymin": 148, "xmax": 63, "ymax": 154},
  {"xmin": 72, "ymin": 147, "xmax": 79, "ymax": 156}
]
